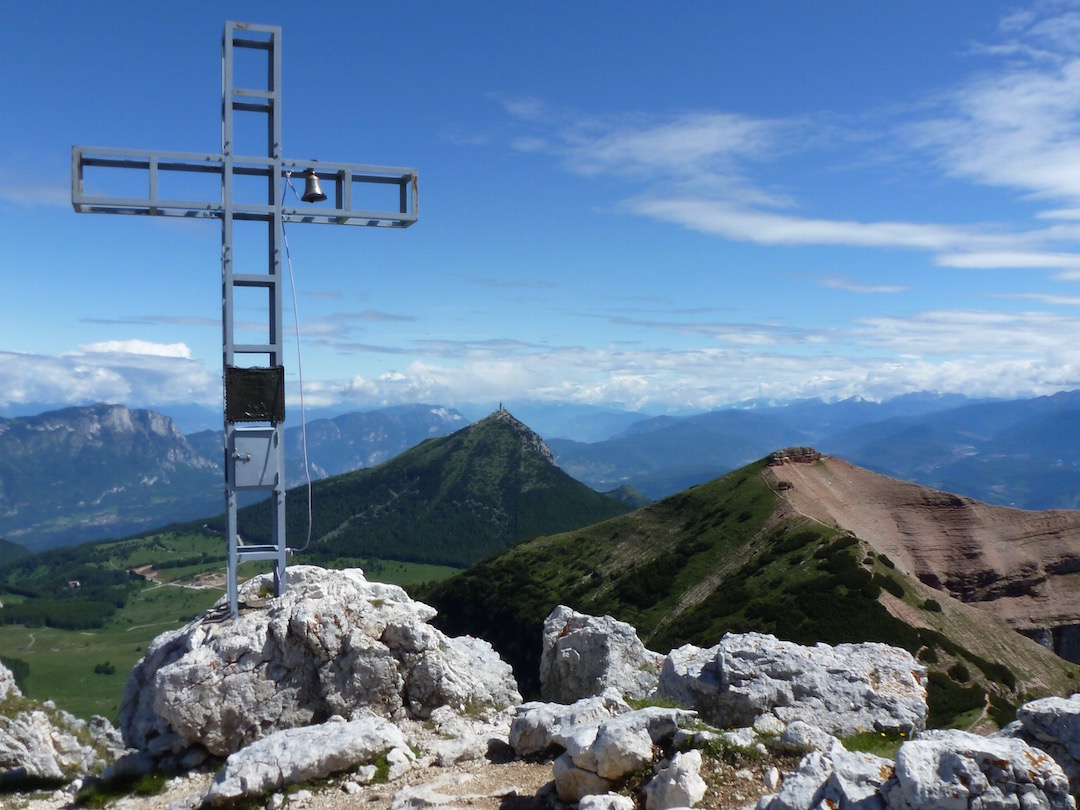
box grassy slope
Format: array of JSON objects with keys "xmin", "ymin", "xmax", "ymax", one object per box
[
  {"xmin": 421, "ymin": 459, "xmax": 1080, "ymax": 723},
  {"xmin": 229, "ymin": 413, "xmax": 631, "ymax": 568}
]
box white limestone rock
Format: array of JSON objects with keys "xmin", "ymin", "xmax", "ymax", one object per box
[
  {"xmin": 0, "ymin": 660, "xmax": 18, "ymax": 702},
  {"xmin": 883, "ymin": 729, "xmax": 1074, "ymax": 810},
  {"xmin": 644, "ymin": 749, "xmax": 707, "ymax": 810},
  {"xmin": 780, "ymin": 720, "xmax": 846, "ymax": 755},
  {"xmin": 509, "ymin": 690, "xmax": 630, "ymax": 757},
  {"xmin": 553, "ymin": 751, "xmax": 615, "ymax": 803},
  {"xmin": 1018, "ymin": 694, "xmax": 1080, "ymax": 761},
  {"xmin": 204, "ymin": 712, "xmax": 411, "ymax": 805},
  {"xmin": 659, "ymin": 632, "xmax": 926, "ymax": 737},
  {"xmin": 757, "ymin": 748, "xmax": 893, "ymax": 810},
  {"xmin": 594, "ymin": 707, "xmax": 694, "ymax": 780},
  {"xmin": 0, "ymin": 661, "xmax": 122, "ymax": 784},
  {"xmin": 401, "ymin": 704, "xmax": 512, "ymax": 766},
  {"xmin": 579, "ymin": 793, "xmax": 637, "ymax": 810},
  {"xmin": 120, "ymin": 566, "xmax": 521, "ymax": 763},
  {"xmin": 541, "ymin": 605, "xmax": 664, "ymax": 703}
]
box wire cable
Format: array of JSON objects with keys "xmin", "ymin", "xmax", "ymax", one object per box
[{"xmin": 280, "ymin": 171, "xmax": 314, "ymax": 553}]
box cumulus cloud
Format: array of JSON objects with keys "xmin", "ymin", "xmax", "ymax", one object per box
[
  {"xmin": 284, "ymin": 301, "xmax": 1080, "ymax": 412},
  {"xmin": 0, "ymin": 342, "xmax": 216, "ymax": 408}
]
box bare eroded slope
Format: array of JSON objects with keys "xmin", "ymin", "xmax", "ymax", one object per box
[{"xmin": 765, "ymin": 454, "xmax": 1080, "ymax": 631}]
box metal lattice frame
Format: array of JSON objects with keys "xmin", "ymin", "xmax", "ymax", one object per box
[{"xmin": 72, "ymin": 22, "xmax": 417, "ymax": 617}]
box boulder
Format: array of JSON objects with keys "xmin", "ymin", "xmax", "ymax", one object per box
[
  {"xmin": 0, "ymin": 661, "xmax": 124, "ymax": 785},
  {"xmin": 757, "ymin": 748, "xmax": 893, "ymax": 810},
  {"xmin": 780, "ymin": 719, "xmax": 845, "ymax": 755},
  {"xmin": 400, "ymin": 704, "xmax": 513, "ymax": 766},
  {"xmin": 1018, "ymin": 694, "xmax": 1080, "ymax": 761},
  {"xmin": 659, "ymin": 632, "xmax": 926, "ymax": 736},
  {"xmin": 509, "ymin": 690, "xmax": 631, "ymax": 758},
  {"xmin": 0, "ymin": 661, "xmax": 17, "ymax": 702},
  {"xmin": 541, "ymin": 605, "xmax": 663, "ymax": 703},
  {"xmin": 120, "ymin": 566, "xmax": 520, "ymax": 765},
  {"xmin": 555, "ymin": 707, "xmax": 693, "ymax": 782},
  {"xmin": 644, "ymin": 749, "xmax": 707, "ymax": 810},
  {"xmin": 554, "ymin": 751, "xmax": 616, "ymax": 802},
  {"xmin": 204, "ymin": 712, "xmax": 412, "ymax": 805},
  {"xmin": 579, "ymin": 794, "xmax": 636, "ymax": 810},
  {"xmin": 883, "ymin": 729, "xmax": 1074, "ymax": 810}
]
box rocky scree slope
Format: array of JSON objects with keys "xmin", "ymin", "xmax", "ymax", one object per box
[{"xmin": 766, "ymin": 451, "xmax": 1080, "ymax": 661}]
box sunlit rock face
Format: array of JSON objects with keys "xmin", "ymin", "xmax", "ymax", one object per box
[{"xmin": 119, "ymin": 565, "xmax": 521, "ymax": 766}]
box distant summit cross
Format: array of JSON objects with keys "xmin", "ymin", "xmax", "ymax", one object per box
[{"xmin": 72, "ymin": 22, "xmax": 418, "ymax": 617}]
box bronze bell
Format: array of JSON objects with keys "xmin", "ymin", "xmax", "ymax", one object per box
[{"xmin": 301, "ymin": 168, "xmax": 326, "ymax": 203}]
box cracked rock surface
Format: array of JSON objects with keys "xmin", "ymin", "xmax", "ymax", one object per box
[{"xmin": 119, "ymin": 566, "xmax": 521, "ymax": 767}]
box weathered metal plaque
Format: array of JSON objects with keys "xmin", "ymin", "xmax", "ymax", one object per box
[{"xmin": 225, "ymin": 365, "xmax": 285, "ymax": 423}]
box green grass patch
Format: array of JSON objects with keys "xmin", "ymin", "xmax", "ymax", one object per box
[
  {"xmin": 926, "ymin": 671, "xmax": 986, "ymax": 729},
  {"xmin": 843, "ymin": 729, "xmax": 908, "ymax": 758},
  {"xmin": 75, "ymin": 770, "xmax": 169, "ymax": 808}
]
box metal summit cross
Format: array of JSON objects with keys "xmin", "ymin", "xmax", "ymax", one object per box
[{"xmin": 72, "ymin": 22, "xmax": 418, "ymax": 618}]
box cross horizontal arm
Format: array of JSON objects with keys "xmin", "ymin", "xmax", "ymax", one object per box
[{"xmin": 72, "ymin": 146, "xmax": 418, "ymax": 227}]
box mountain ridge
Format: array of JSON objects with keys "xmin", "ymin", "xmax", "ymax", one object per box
[
  {"xmin": 421, "ymin": 450, "xmax": 1080, "ymax": 701},
  {"xmin": 230, "ymin": 407, "xmax": 633, "ymax": 568}
]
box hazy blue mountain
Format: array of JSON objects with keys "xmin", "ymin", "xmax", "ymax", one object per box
[
  {"xmin": 187, "ymin": 404, "xmax": 470, "ymax": 488},
  {"xmin": 551, "ymin": 390, "xmax": 1080, "ymax": 508},
  {"xmin": 0, "ymin": 404, "xmax": 221, "ymax": 550},
  {"xmin": 550, "ymin": 409, "xmax": 810, "ymax": 497},
  {"xmin": 821, "ymin": 390, "xmax": 1080, "ymax": 508},
  {"xmin": 3, "ymin": 403, "xmax": 469, "ymax": 551}
]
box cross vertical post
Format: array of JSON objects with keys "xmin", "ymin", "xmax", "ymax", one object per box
[{"xmin": 72, "ymin": 21, "xmax": 418, "ymax": 618}]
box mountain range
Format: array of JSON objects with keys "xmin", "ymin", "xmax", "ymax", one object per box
[
  {"xmin": 4, "ymin": 404, "xmax": 1080, "ymax": 727},
  {"xmin": 548, "ymin": 390, "xmax": 1080, "ymax": 506},
  {"xmin": 6, "ymin": 389, "xmax": 1080, "ymax": 551},
  {"xmin": 0, "ymin": 403, "xmax": 468, "ymax": 550}
]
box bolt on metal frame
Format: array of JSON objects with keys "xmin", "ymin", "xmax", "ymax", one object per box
[{"xmin": 72, "ymin": 21, "xmax": 418, "ymax": 617}]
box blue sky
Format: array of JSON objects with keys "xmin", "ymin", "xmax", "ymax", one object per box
[{"xmin": 7, "ymin": 1, "xmax": 1080, "ymax": 417}]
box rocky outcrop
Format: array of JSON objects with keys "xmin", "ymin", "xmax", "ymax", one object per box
[
  {"xmin": 204, "ymin": 711, "xmax": 412, "ymax": 805},
  {"xmin": 120, "ymin": 566, "xmax": 520, "ymax": 769},
  {"xmin": 510, "ymin": 700, "xmax": 698, "ymax": 804},
  {"xmin": 885, "ymin": 730, "xmax": 1073, "ymax": 809},
  {"xmin": 658, "ymin": 632, "xmax": 927, "ymax": 736},
  {"xmin": 515, "ymin": 612, "xmax": 929, "ymax": 807},
  {"xmin": 12, "ymin": 584, "xmax": 1080, "ymax": 810},
  {"xmin": 767, "ymin": 447, "xmax": 822, "ymax": 465},
  {"xmin": 0, "ymin": 661, "xmax": 124, "ymax": 786},
  {"xmin": 540, "ymin": 605, "xmax": 663, "ymax": 703}
]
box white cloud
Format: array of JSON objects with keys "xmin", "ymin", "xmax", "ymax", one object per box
[
  {"xmin": 0, "ymin": 344, "xmax": 215, "ymax": 408},
  {"xmin": 626, "ymin": 197, "xmax": 1014, "ymax": 251},
  {"xmin": 935, "ymin": 250, "xmax": 1080, "ymax": 268},
  {"xmin": 279, "ymin": 302, "xmax": 1080, "ymax": 412},
  {"xmin": 818, "ymin": 277, "xmax": 909, "ymax": 294},
  {"xmin": 78, "ymin": 340, "xmax": 193, "ymax": 358}
]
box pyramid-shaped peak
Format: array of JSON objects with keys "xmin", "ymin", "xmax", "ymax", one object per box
[{"xmin": 474, "ymin": 407, "xmax": 555, "ymax": 466}]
